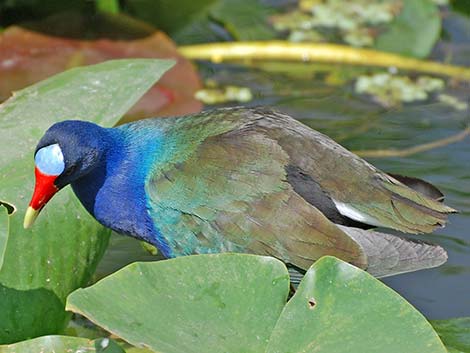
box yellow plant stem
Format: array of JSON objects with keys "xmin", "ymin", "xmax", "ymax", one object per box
[
  {"xmin": 179, "ymin": 41, "xmax": 470, "ymax": 80},
  {"xmin": 353, "ymin": 127, "xmax": 470, "ymax": 158}
]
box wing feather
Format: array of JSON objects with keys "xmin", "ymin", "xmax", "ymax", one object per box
[
  {"xmin": 145, "ymin": 125, "xmax": 366, "ymax": 269},
  {"xmin": 246, "ymin": 108, "xmax": 456, "ymax": 234},
  {"xmin": 143, "ymin": 107, "xmax": 453, "ymax": 274}
]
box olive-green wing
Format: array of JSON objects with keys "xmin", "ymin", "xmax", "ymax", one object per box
[
  {"xmin": 250, "ymin": 109, "xmax": 456, "ymax": 234},
  {"xmin": 145, "ymin": 128, "xmax": 367, "ymax": 270}
]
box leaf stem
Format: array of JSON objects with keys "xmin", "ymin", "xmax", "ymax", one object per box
[
  {"xmin": 179, "ymin": 41, "xmax": 470, "ymax": 80},
  {"xmin": 353, "ymin": 126, "xmax": 470, "ymax": 158}
]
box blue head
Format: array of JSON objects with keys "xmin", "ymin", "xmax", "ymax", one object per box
[
  {"xmin": 36, "ymin": 120, "xmax": 110, "ymax": 188},
  {"xmin": 24, "ymin": 120, "xmax": 111, "ymax": 227},
  {"xmin": 25, "ymin": 119, "xmax": 168, "ymax": 254}
]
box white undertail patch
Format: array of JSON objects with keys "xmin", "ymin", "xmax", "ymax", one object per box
[{"xmin": 332, "ymin": 200, "xmax": 384, "ymax": 227}]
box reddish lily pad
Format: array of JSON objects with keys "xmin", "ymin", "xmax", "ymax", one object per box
[{"xmin": 0, "ymin": 26, "xmax": 202, "ymax": 119}]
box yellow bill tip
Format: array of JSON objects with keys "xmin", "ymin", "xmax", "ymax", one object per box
[{"xmin": 23, "ymin": 206, "xmax": 39, "ymax": 229}]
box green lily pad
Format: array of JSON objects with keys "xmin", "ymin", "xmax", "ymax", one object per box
[
  {"xmin": 431, "ymin": 317, "xmax": 470, "ymax": 353},
  {"xmin": 0, "ymin": 335, "xmax": 124, "ymax": 353},
  {"xmin": 67, "ymin": 254, "xmax": 290, "ymax": 353},
  {"xmin": 0, "ymin": 58, "xmax": 175, "ymax": 343},
  {"xmin": 125, "ymin": 0, "xmax": 275, "ymax": 44},
  {"xmin": 266, "ymin": 256, "xmax": 446, "ymax": 353},
  {"xmin": 374, "ymin": 0, "xmax": 440, "ymax": 58},
  {"xmin": 67, "ymin": 254, "xmax": 448, "ymax": 352}
]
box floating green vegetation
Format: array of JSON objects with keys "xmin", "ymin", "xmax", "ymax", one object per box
[
  {"xmin": 354, "ymin": 72, "xmax": 445, "ymax": 107},
  {"xmin": 271, "ymin": 0, "xmax": 402, "ymax": 46},
  {"xmin": 270, "ymin": 0, "xmax": 446, "ymax": 58},
  {"xmin": 354, "ymin": 72, "xmax": 468, "ymax": 110},
  {"xmin": 437, "ymin": 94, "xmax": 468, "ymax": 111},
  {"xmin": 195, "ymin": 80, "xmax": 253, "ymax": 104}
]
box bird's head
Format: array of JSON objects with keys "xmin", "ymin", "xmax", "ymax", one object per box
[{"xmin": 24, "ymin": 120, "xmax": 107, "ymax": 228}]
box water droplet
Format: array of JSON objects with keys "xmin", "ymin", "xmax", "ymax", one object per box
[{"xmin": 100, "ymin": 338, "xmax": 110, "ymax": 348}]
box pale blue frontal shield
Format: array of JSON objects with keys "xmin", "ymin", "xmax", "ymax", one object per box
[{"xmin": 35, "ymin": 143, "xmax": 65, "ymax": 175}]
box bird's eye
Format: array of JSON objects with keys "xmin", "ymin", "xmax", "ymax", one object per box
[{"xmin": 35, "ymin": 144, "xmax": 65, "ymax": 176}]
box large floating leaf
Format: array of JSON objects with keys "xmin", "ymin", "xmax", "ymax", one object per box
[
  {"xmin": 67, "ymin": 254, "xmax": 448, "ymax": 352},
  {"xmin": 431, "ymin": 317, "xmax": 470, "ymax": 353},
  {"xmin": 0, "ymin": 26, "xmax": 202, "ymax": 118},
  {"xmin": 125, "ymin": 0, "xmax": 276, "ymax": 44},
  {"xmin": 0, "ymin": 335, "xmax": 124, "ymax": 353},
  {"xmin": 67, "ymin": 254, "xmax": 290, "ymax": 353},
  {"xmin": 266, "ymin": 256, "xmax": 446, "ymax": 353},
  {"xmin": 374, "ymin": 0, "xmax": 440, "ymax": 58},
  {"xmin": 0, "ymin": 58, "xmax": 175, "ymax": 343}
]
